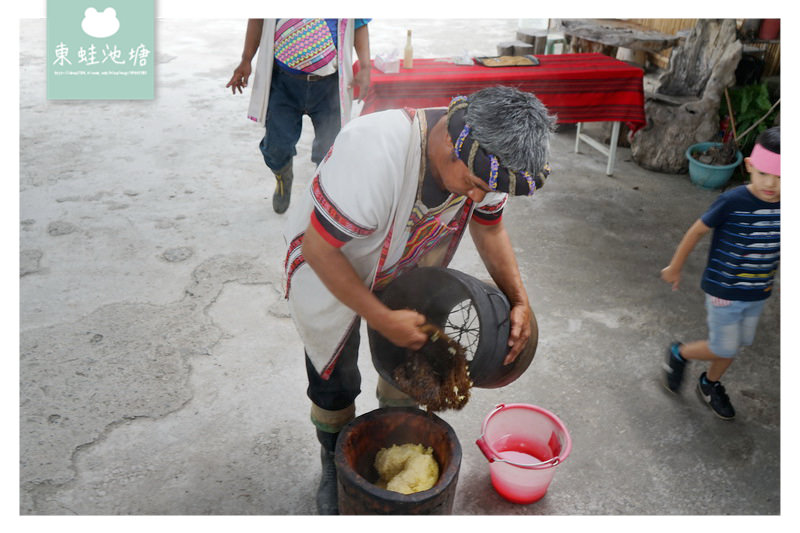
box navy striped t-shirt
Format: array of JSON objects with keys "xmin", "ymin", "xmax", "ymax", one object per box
[{"xmin": 700, "ymin": 185, "xmax": 780, "ymax": 301}]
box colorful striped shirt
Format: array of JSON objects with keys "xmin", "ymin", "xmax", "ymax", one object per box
[{"xmin": 274, "ymin": 18, "xmax": 369, "ymax": 76}]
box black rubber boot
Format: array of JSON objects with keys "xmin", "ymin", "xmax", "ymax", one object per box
[
  {"xmin": 316, "ymin": 429, "xmax": 339, "ymax": 515},
  {"xmin": 272, "ymin": 162, "xmax": 293, "ymax": 214}
]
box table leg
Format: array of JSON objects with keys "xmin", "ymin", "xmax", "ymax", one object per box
[
  {"xmin": 574, "ymin": 122, "xmax": 583, "ymax": 153},
  {"xmin": 606, "ymin": 121, "xmax": 620, "ymax": 176},
  {"xmin": 574, "ymin": 121, "xmax": 621, "ymax": 176}
]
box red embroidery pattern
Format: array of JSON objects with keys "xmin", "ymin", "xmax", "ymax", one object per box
[
  {"xmin": 284, "ymin": 233, "xmax": 306, "ymax": 298},
  {"xmin": 285, "ymin": 233, "xmax": 304, "ymax": 271},
  {"xmin": 320, "ymin": 316, "xmax": 360, "ymax": 380},
  {"xmin": 372, "ymin": 200, "xmax": 473, "ymax": 290},
  {"xmin": 475, "ymin": 196, "xmax": 507, "ymax": 214},
  {"xmin": 311, "ymin": 176, "xmax": 374, "ymax": 239},
  {"xmin": 322, "ymin": 145, "xmax": 334, "ymax": 165}
]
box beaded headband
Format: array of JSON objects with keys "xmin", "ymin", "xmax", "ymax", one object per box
[
  {"xmin": 749, "ymin": 143, "xmax": 780, "ymax": 176},
  {"xmin": 445, "ymin": 95, "xmax": 550, "ymax": 197}
]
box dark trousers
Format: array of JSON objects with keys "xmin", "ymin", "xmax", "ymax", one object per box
[
  {"xmin": 305, "ymin": 320, "xmax": 362, "ymax": 411},
  {"xmin": 260, "ymin": 67, "xmax": 341, "ymax": 171}
]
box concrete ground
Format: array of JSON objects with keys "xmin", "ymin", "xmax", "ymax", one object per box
[{"xmin": 19, "ymin": 18, "xmax": 783, "ymax": 521}]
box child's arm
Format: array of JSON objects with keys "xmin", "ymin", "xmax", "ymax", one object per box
[{"xmin": 660, "ymin": 218, "xmax": 711, "ymax": 291}]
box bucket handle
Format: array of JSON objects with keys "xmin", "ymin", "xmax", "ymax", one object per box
[
  {"xmin": 476, "ymin": 436, "xmax": 561, "ymax": 469},
  {"xmin": 476, "ymin": 403, "xmax": 506, "ymax": 463},
  {"xmin": 475, "ymin": 404, "xmax": 562, "ymax": 469},
  {"xmin": 475, "ymin": 434, "xmax": 496, "ymax": 463}
]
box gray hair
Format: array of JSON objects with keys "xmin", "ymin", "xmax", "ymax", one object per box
[{"xmin": 465, "ymin": 86, "xmax": 557, "ymax": 175}]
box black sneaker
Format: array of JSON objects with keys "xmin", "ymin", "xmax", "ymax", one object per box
[
  {"xmin": 272, "ymin": 163, "xmax": 293, "ymax": 214},
  {"xmin": 663, "ymin": 342, "xmax": 686, "ymax": 392},
  {"xmin": 696, "ymin": 372, "xmax": 735, "ymax": 420}
]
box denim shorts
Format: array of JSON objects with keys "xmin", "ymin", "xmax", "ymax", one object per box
[{"xmin": 705, "ymin": 294, "xmax": 767, "ymax": 358}]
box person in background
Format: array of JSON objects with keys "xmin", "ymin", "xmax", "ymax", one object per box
[
  {"xmin": 283, "ymin": 86, "xmax": 555, "ymax": 513},
  {"xmin": 227, "ymin": 19, "xmax": 371, "ymax": 213},
  {"xmin": 661, "ymin": 127, "xmax": 780, "ymax": 420}
]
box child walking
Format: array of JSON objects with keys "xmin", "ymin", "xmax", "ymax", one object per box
[{"xmin": 660, "ymin": 127, "xmax": 780, "ymax": 420}]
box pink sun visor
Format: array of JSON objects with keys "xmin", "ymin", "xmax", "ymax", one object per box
[{"xmin": 750, "ymin": 143, "xmax": 780, "ymax": 176}]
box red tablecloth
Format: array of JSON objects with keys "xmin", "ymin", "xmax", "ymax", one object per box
[{"xmin": 357, "ymin": 53, "xmax": 646, "ymax": 132}]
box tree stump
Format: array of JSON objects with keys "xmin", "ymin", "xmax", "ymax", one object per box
[
  {"xmin": 516, "ymin": 28, "xmax": 547, "ymax": 55},
  {"xmin": 497, "ymin": 41, "xmax": 534, "ymax": 56},
  {"xmin": 630, "ymin": 19, "xmax": 742, "ymax": 173}
]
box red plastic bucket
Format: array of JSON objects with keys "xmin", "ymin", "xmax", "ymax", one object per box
[{"xmin": 475, "ymin": 403, "xmax": 572, "ymax": 504}]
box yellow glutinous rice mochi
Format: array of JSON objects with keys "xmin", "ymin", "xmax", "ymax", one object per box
[{"xmin": 374, "ymin": 443, "xmax": 440, "ymax": 494}]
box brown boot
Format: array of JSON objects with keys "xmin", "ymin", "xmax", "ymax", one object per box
[{"xmin": 272, "ymin": 162, "xmax": 293, "ymax": 214}]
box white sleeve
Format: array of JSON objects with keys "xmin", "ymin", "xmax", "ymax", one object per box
[{"xmin": 310, "ymin": 110, "xmax": 412, "ymax": 244}]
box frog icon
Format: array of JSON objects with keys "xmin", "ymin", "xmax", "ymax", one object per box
[{"xmin": 81, "ymin": 7, "xmax": 120, "ymax": 38}]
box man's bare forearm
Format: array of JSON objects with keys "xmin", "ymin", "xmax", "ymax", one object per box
[
  {"xmin": 241, "ymin": 19, "xmax": 264, "ymax": 62},
  {"xmin": 469, "ymin": 220, "xmax": 529, "ymax": 308}
]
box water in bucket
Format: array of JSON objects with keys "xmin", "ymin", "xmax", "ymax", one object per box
[{"xmin": 476, "ymin": 404, "xmax": 571, "ymax": 504}]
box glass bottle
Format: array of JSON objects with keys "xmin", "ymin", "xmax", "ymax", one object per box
[{"xmin": 403, "ymin": 29, "xmax": 413, "ymax": 69}]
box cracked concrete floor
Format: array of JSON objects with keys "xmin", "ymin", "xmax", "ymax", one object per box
[{"xmin": 18, "ymin": 18, "xmax": 785, "ymax": 522}]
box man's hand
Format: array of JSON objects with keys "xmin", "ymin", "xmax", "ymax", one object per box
[
  {"xmin": 226, "ymin": 61, "xmax": 252, "ymax": 94},
  {"xmin": 302, "ymin": 222, "xmax": 428, "ymax": 351},
  {"xmin": 227, "ymin": 19, "xmax": 263, "ymax": 95},
  {"xmin": 505, "ymin": 303, "xmax": 532, "ymax": 365},
  {"xmin": 351, "ymin": 66, "xmax": 371, "ymax": 102},
  {"xmin": 372, "ymin": 308, "xmax": 428, "ymax": 351}
]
